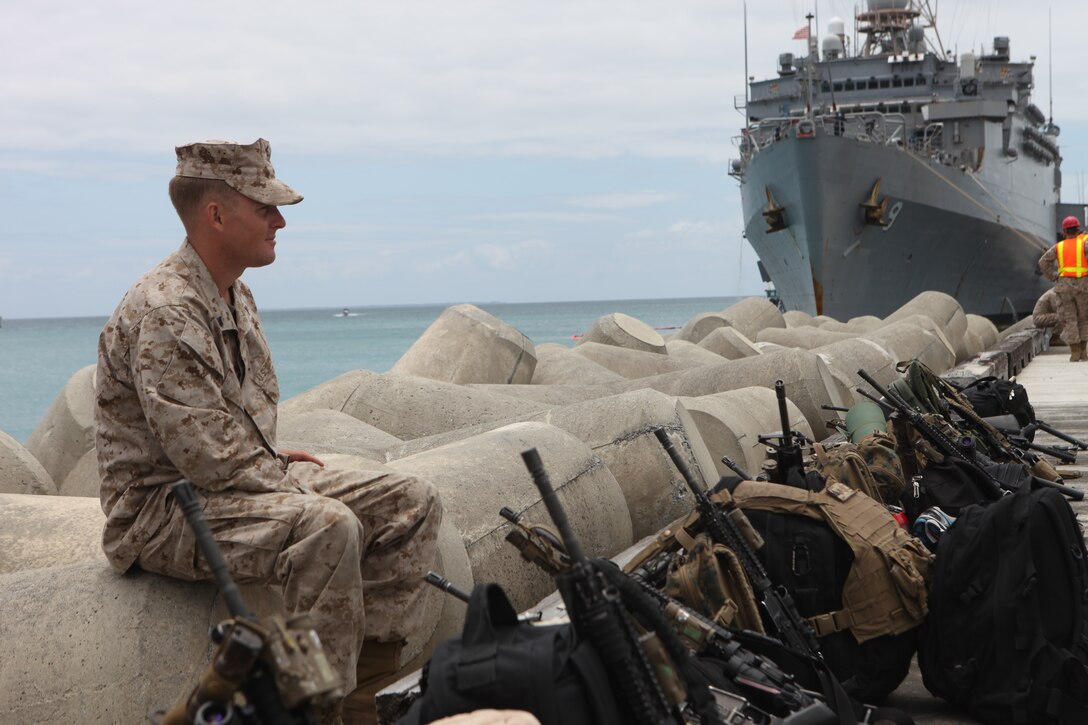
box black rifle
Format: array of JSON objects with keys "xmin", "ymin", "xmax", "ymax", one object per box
[
  {"xmin": 996, "ymin": 429, "xmax": 1078, "ymax": 464},
  {"xmin": 653, "ymin": 428, "xmax": 820, "ymax": 659},
  {"xmin": 521, "ymin": 448, "xmax": 683, "ymax": 725},
  {"xmin": 721, "ymin": 455, "xmax": 757, "ymax": 481},
  {"xmin": 424, "ymin": 571, "xmax": 471, "ymax": 603},
  {"xmin": 856, "ymin": 369, "xmax": 1084, "ymax": 501},
  {"xmin": 1026, "ymin": 420, "xmax": 1088, "ymax": 451},
  {"xmin": 157, "ymin": 481, "xmax": 341, "ymax": 725},
  {"xmin": 758, "ymin": 381, "xmax": 822, "ymax": 490}
]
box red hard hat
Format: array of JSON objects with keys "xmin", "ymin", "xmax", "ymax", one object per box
[{"xmin": 1063, "ymin": 216, "xmax": 1081, "ymax": 231}]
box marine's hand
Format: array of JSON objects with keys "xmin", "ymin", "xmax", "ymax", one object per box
[{"xmin": 279, "ymin": 449, "xmax": 326, "ymax": 467}]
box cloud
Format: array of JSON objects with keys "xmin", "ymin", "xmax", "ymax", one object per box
[
  {"xmin": 568, "ymin": 191, "xmax": 680, "ymax": 210},
  {"xmin": 423, "ymin": 239, "xmax": 553, "ymax": 273}
]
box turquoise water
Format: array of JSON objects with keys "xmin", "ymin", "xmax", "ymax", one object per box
[{"xmin": 0, "ymin": 296, "xmax": 743, "ymax": 443}]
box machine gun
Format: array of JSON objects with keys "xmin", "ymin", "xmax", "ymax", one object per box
[
  {"xmin": 653, "ymin": 428, "xmax": 821, "ymax": 660},
  {"xmin": 520, "ymin": 448, "xmax": 687, "ymax": 725},
  {"xmin": 856, "ymin": 369, "xmax": 1084, "ymax": 502},
  {"xmin": 757, "ymin": 381, "xmax": 823, "ymax": 490},
  {"xmin": 155, "ymin": 481, "xmax": 342, "ymax": 725}
]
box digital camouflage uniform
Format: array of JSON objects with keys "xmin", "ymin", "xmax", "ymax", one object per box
[
  {"xmin": 1032, "ymin": 286, "xmax": 1061, "ymax": 330},
  {"xmin": 1038, "ymin": 239, "xmax": 1088, "ymax": 345},
  {"xmin": 95, "ymin": 239, "xmax": 442, "ymax": 694}
]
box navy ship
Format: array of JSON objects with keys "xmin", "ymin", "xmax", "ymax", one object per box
[{"xmin": 731, "ymin": 0, "xmax": 1084, "ymax": 322}]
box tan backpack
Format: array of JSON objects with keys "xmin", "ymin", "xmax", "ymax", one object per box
[{"xmin": 729, "ymin": 479, "xmax": 932, "ymax": 642}]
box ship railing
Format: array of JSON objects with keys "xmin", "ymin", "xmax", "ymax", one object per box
[
  {"xmin": 906, "ymin": 122, "xmax": 944, "ymax": 156},
  {"xmin": 734, "ymin": 111, "xmax": 909, "ymax": 161}
]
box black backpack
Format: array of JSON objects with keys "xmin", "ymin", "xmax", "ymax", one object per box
[
  {"xmin": 397, "ymin": 583, "xmax": 622, "ymax": 725},
  {"xmin": 919, "ymin": 485, "xmax": 1088, "ymax": 724},
  {"xmin": 900, "ymin": 459, "xmax": 1028, "ymax": 525},
  {"xmin": 960, "ymin": 377, "xmax": 1036, "ymax": 429},
  {"xmin": 741, "ymin": 509, "xmax": 919, "ymax": 704}
]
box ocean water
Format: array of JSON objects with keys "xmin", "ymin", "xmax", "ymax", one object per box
[{"xmin": 0, "ymin": 296, "xmax": 744, "ymax": 444}]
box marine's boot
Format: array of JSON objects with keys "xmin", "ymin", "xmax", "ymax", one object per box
[
  {"xmin": 1078, "ymin": 342, "xmax": 1088, "ymax": 361},
  {"xmin": 1072, "ymin": 342, "xmax": 1086, "ymax": 362},
  {"xmin": 342, "ymin": 640, "xmax": 403, "ymax": 725}
]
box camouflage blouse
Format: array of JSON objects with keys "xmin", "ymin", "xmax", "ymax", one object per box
[{"xmin": 95, "ymin": 241, "xmax": 297, "ymax": 571}]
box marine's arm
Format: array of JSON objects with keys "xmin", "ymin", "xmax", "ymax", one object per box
[
  {"xmin": 128, "ymin": 305, "xmax": 301, "ymax": 494},
  {"xmin": 1039, "ymin": 245, "xmax": 1059, "ymax": 281}
]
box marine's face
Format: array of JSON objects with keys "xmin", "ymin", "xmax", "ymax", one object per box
[{"xmin": 221, "ymin": 193, "xmax": 286, "ymax": 269}]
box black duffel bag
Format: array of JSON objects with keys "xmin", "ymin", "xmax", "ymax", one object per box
[{"xmin": 397, "ymin": 583, "xmax": 622, "ymax": 725}]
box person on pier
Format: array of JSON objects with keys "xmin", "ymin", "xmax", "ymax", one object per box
[{"xmin": 1038, "ymin": 216, "xmax": 1088, "ymax": 361}]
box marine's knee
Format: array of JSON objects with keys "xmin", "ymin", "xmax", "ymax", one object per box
[{"xmin": 299, "ymin": 496, "xmax": 365, "ymax": 556}]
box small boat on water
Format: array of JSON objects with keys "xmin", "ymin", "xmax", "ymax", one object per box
[
  {"xmin": 731, "ymin": 0, "xmax": 1085, "ymax": 323},
  {"xmin": 334, "ymin": 308, "xmax": 361, "ymax": 317}
]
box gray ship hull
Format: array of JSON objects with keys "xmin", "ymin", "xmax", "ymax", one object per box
[{"xmin": 740, "ymin": 132, "xmax": 1055, "ymax": 321}]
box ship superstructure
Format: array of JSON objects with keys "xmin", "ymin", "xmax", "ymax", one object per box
[{"xmin": 730, "ymin": 0, "xmax": 1082, "ymax": 321}]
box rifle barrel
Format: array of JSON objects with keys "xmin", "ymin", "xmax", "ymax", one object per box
[{"xmin": 171, "ymin": 480, "xmax": 253, "ymax": 619}]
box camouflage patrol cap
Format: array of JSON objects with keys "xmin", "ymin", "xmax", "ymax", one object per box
[{"xmin": 174, "ymin": 138, "xmax": 303, "ymax": 205}]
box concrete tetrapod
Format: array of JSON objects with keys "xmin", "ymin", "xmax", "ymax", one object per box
[
  {"xmin": 783, "ymin": 310, "xmax": 819, "ymax": 328},
  {"xmin": 385, "ymin": 389, "xmax": 716, "ymax": 541},
  {"xmin": 811, "ymin": 337, "xmax": 901, "ymax": 397},
  {"xmin": 756, "ymin": 327, "xmax": 858, "ymax": 350},
  {"xmin": 884, "ymin": 290, "xmax": 968, "ymax": 349},
  {"xmin": 281, "ymin": 369, "xmax": 549, "ymax": 441},
  {"xmin": 529, "ymin": 343, "xmax": 627, "ymax": 386},
  {"xmin": 0, "ymin": 561, "xmax": 290, "ymax": 724},
  {"xmin": 0, "ymin": 431, "xmax": 56, "ymax": 495},
  {"xmin": 277, "ymin": 408, "xmax": 403, "ymax": 461},
  {"xmin": 665, "ymin": 339, "xmax": 731, "ymax": 366},
  {"xmin": 865, "ymin": 317, "xmax": 956, "ymax": 373},
  {"xmin": 673, "ymin": 312, "xmax": 731, "ymax": 344},
  {"xmin": 0, "ymin": 493, "xmax": 104, "ymax": 574},
  {"xmin": 387, "ymin": 421, "xmax": 632, "ymax": 613},
  {"xmin": 570, "ymin": 341, "xmax": 699, "ymax": 378},
  {"xmin": 575, "ymin": 312, "xmax": 666, "ymax": 354},
  {"xmin": 391, "ymin": 304, "xmax": 537, "ymax": 385},
  {"xmin": 58, "ymin": 448, "xmax": 100, "ymax": 497},
  {"xmin": 719, "ymin": 296, "xmax": 786, "ymax": 340},
  {"xmin": 25, "ymin": 364, "xmax": 96, "ymax": 486},
  {"xmin": 966, "ymin": 314, "xmax": 1000, "ymax": 350},
  {"xmin": 616, "ymin": 347, "xmax": 845, "ymax": 436},
  {"xmin": 696, "ymin": 327, "xmax": 762, "ymax": 359}
]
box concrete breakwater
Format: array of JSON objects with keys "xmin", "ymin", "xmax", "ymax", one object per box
[{"xmin": 0, "ymin": 290, "xmax": 1042, "ymax": 723}]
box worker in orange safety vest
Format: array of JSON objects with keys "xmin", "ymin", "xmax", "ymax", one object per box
[{"xmin": 1038, "ymin": 215, "xmax": 1088, "ymax": 360}]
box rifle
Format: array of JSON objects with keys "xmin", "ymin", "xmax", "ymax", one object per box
[
  {"xmin": 653, "ymin": 428, "xmax": 820, "ymax": 660},
  {"xmin": 423, "ymin": 571, "xmax": 544, "ymax": 624},
  {"xmin": 995, "ymin": 429, "xmax": 1078, "ymax": 464},
  {"xmin": 758, "ymin": 381, "xmax": 822, "ymax": 490},
  {"xmin": 720, "ymin": 455, "xmax": 757, "ymax": 481},
  {"xmin": 1026, "ymin": 420, "xmax": 1088, "ymax": 451},
  {"xmin": 503, "ymin": 504, "xmax": 833, "ymax": 722},
  {"xmin": 520, "ymin": 448, "xmax": 684, "ymax": 725},
  {"xmin": 156, "ymin": 481, "xmax": 342, "ymax": 725},
  {"xmin": 856, "ymin": 370, "xmax": 1084, "ymax": 501}
]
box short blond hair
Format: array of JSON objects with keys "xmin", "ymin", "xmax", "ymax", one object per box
[{"xmin": 168, "ymin": 176, "xmax": 238, "ymax": 229}]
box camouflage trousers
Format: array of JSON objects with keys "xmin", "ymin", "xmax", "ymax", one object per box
[
  {"xmin": 136, "ymin": 464, "xmax": 442, "ymax": 692},
  {"xmin": 1054, "ymin": 278, "xmax": 1088, "ymax": 344}
]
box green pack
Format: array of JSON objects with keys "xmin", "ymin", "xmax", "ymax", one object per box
[
  {"xmin": 813, "ymin": 431, "xmax": 906, "ymax": 506},
  {"xmin": 662, "ymin": 532, "xmax": 764, "ymax": 633}
]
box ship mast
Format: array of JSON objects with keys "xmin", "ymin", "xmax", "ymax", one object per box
[{"xmin": 855, "ymin": 0, "xmax": 944, "ymax": 58}]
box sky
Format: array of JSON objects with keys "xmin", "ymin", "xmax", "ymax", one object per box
[{"xmin": 2, "ymin": 0, "xmax": 1086, "ymax": 320}]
